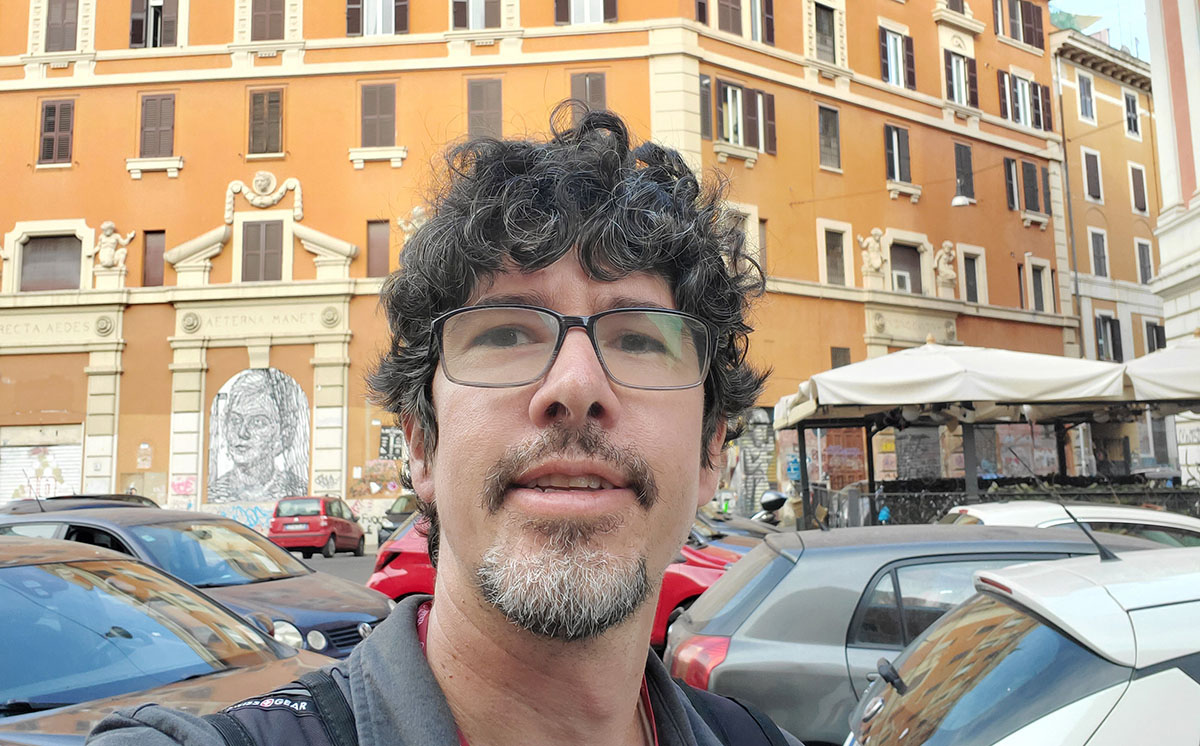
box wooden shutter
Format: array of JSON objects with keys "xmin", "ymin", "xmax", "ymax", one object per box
[
  {"xmin": 47, "ymin": 0, "xmax": 79, "ymax": 52},
  {"xmin": 878, "ymin": 28, "xmax": 890, "ymax": 82},
  {"xmin": 468, "ymin": 79, "xmax": 501, "ymax": 139},
  {"xmin": 555, "ymin": 0, "xmax": 568, "ymax": 23},
  {"xmin": 884, "ymin": 126, "xmax": 895, "ymax": 180},
  {"xmin": 903, "ymin": 35, "xmax": 916, "ymax": 90},
  {"xmin": 367, "ymin": 220, "xmax": 390, "ymax": 277},
  {"xmin": 955, "ymin": 143, "xmax": 974, "ymax": 199},
  {"xmin": 251, "ymin": 0, "xmax": 267, "ymax": 40},
  {"xmin": 993, "ymin": 0, "xmax": 1001, "ymax": 33},
  {"xmin": 1030, "ymin": 84, "xmax": 1042, "ymax": 129},
  {"xmin": 1004, "ymin": 157, "xmax": 1017, "ymax": 210},
  {"xmin": 1030, "ymin": 3, "xmax": 1044, "ymax": 48},
  {"xmin": 1110, "ymin": 318, "xmax": 1123, "ymax": 362},
  {"xmin": 1022, "ymin": 160, "xmax": 1039, "ymax": 212},
  {"xmin": 1010, "ymin": 77, "xmax": 1021, "ymax": 121},
  {"xmin": 484, "ymin": 0, "xmax": 500, "ymax": 27},
  {"xmin": 1008, "ymin": 0, "xmax": 1021, "ymax": 41},
  {"xmin": 453, "ymin": 0, "xmax": 468, "ymax": 28},
  {"xmin": 130, "ymin": 0, "xmax": 148, "ymax": 47},
  {"xmin": 244, "ymin": 221, "xmax": 284, "ymax": 282},
  {"xmin": 1085, "ymin": 152, "xmax": 1101, "ymax": 199},
  {"xmin": 1094, "ymin": 316, "xmax": 1106, "ymax": 358},
  {"xmin": 763, "ymin": 92, "xmax": 776, "ymax": 155},
  {"xmin": 347, "ymin": 0, "xmax": 362, "ymax": 35},
  {"xmin": 161, "ymin": 0, "xmax": 178, "ymax": 45},
  {"xmin": 898, "ymin": 127, "xmax": 910, "ymax": 182},
  {"xmin": 1041, "ymin": 166, "xmax": 1051, "ymax": 213},
  {"xmin": 944, "ymin": 50, "xmax": 953, "ymax": 100},
  {"xmin": 243, "ymin": 222, "xmax": 263, "ymax": 281},
  {"xmin": 604, "ymin": 0, "xmax": 617, "ymax": 22},
  {"xmin": 395, "ymin": 0, "xmax": 409, "ymax": 32},
  {"xmin": 1132, "ymin": 167, "xmax": 1147, "ymax": 212},
  {"xmin": 140, "ymin": 94, "xmax": 175, "ymax": 158},
  {"xmin": 143, "ymin": 230, "xmax": 165, "ymax": 286},
  {"xmin": 699, "ymin": 75, "xmax": 712, "ymax": 140},
  {"xmin": 362, "ymin": 84, "xmax": 395, "ymax": 147},
  {"xmin": 744, "ymin": 88, "xmax": 759, "ymax": 150},
  {"xmin": 715, "ymin": 81, "xmax": 727, "ymax": 141},
  {"xmin": 588, "ymin": 73, "xmax": 606, "ymax": 110},
  {"xmin": 967, "ymin": 58, "xmax": 979, "ymax": 107},
  {"xmin": 270, "ymin": 0, "xmax": 285, "ymax": 39},
  {"xmin": 249, "ymin": 90, "xmax": 282, "ymax": 154},
  {"xmin": 40, "ymin": 101, "xmax": 73, "ymax": 164},
  {"xmin": 1020, "ymin": 1, "xmax": 1036, "ymax": 45},
  {"xmin": 763, "ymin": 0, "xmax": 774, "ymax": 44},
  {"xmin": 696, "ymin": 0, "xmax": 707, "ymax": 23},
  {"xmin": 997, "ymin": 71, "xmax": 1009, "ymax": 119},
  {"xmin": 1040, "ymin": 84, "xmax": 1052, "ymax": 131}
]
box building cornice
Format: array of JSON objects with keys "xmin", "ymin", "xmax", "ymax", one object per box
[{"xmin": 1050, "ymin": 28, "xmax": 1151, "ymax": 93}]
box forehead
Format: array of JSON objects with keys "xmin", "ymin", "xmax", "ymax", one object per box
[
  {"xmin": 228, "ymin": 387, "xmax": 276, "ymax": 413},
  {"xmin": 468, "ymin": 255, "xmax": 676, "ymax": 312}
]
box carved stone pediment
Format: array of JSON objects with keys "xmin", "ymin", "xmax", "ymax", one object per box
[{"xmin": 225, "ymin": 171, "xmax": 303, "ymax": 224}]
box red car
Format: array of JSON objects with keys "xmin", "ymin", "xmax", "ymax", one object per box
[
  {"xmin": 268, "ymin": 496, "xmax": 366, "ymax": 558},
  {"xmin": 368, "ymin": 515, "xmax": 743, "ymax": 648}
]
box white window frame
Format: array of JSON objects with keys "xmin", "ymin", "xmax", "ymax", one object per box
[
  {"xmin": 570, "ymin": 0, "xmax": 604, "ymax": 24},
  {"xmin": 957, "ymin": 243, "xmax": 988, "ymax": 305},
  {"xmin": 807, "ymin": 0, "xmax": 845, "ymax": 69},
  {"xmin": 1136, "ymin": 238, "xmax": 1154, "ymax": 284},
  {"xmin": 1087, "ymin": 226, "xmax": 1109, "ymax": 278},
  {"xmin": 1081, "ymin": 145, "xmax": 1104, "ymax": 205},
  {"xmin": 234, "ymin": 0, "xmax": 301, "ymax": 45},
  {"xmin": 721, "ymin": 83, "xmax": 744, "ymax": 147},
  {"xmin": 753, "ymin": 91, "xmax": 767, "ymax": 154},
  {"xmin": 749, "ymin": 0, "xmax": 762, "ymax": 42},
  {"xmin": 948, "ymin": 52, "xmax": 970, "ymax": 106},
  {"xmin": 1005, "ymin": 158, "xmax": 1021, "ymax": 210},
  {"xmin": 1095, "ymin": 310, "xmax": 1117, "ymax": 361},
  {"xmin": 1007, "ymin": 0, "xmax": 1024, "ymax": 43},
  {"xmin": 1027, "ymin": 256, "xmax": 1051, "ymax": 313},
  {"xmin": 1128, "ymin": 161, "xmax": 1149, "ymax": 216},
  {"xmin": 885, "ymin": 124, "xmax": 906, "ymax": 183},
  {"xmin": 817, "ymin": 104, "xmax": 841, "ymax": 172},
  {"xmin": 1, "ymin": 219, "xmax": 97, "ymax": 294},
  {"xmin": 725, "ymin": 200, "xmax": 761, "ymax": 268},
  {"xmin": 363, "ymin": 0, "xmax": 398, "ymax": 34},
  {"xmin": 1123, "ymin": 89, "xmax": 1142, "ymax": 140},
  {"xmin": 231, "ymin": 208, "xmax": 296, "ymax": 284},
  {"xmin": 883, "ymin": 28, "xmax": 905, "ymax": 87},
  {"xmin": 1077, "ymin": 70, "xmax": 1096, "ymax": 124},
  {"xmin": 815, "ymin": 218, "xmax": 854, "ymax": 287},
  {"xmin": 1146, "ymin": 319, "xmax": 1165, "ymax": 353},
  {"xmin": 1011, "ymin": 75, "xmax": 1033, "ymax": 127}
]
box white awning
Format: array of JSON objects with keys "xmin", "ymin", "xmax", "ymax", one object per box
[{"xmin": 1125, "ymin": 334, "xmax": 1200, "ymax": 401}]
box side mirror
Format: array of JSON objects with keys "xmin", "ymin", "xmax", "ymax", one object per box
[
  {"xmin": 246, "ymin": 612, "xmax": 275, "ymax": 637},
  {"xmin": 760, "ymin": 490, "xmax": 787, "ymax": 513}
]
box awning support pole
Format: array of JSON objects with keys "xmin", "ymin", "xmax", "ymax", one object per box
[
  {"xmin": 865, "ymin": 424, "xmax": 877, "ymax": 525},
  {"xmin": 796, "ymin": 424, "xmax": 811, "ymax": 529},
  {"xmin": 962, "ymin": 422, "xmax": 979, "ymax": 502},
  {"xmin": 1055, "ymin": 422, "xmax": 1069, "ymax": 477}
]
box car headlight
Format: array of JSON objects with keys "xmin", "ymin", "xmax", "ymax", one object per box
[
  {"xmin": 273, "ymin": 620, "xmax": 303, "ymax": 649},
  {"xmin": 387, "ymin": 598, "xmax": 398, "ymax": 611},
  {"xmin": 305, "ymin": 629, "xmax": 328, "ymax": 651}
]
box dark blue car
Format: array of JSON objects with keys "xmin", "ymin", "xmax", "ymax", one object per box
[{"xmin": 0, "ymin": 507, "xmax": 392, "ymax": 658}]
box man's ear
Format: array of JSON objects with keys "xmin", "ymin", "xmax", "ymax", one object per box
[
  {"xmin": 402, "ymin": 416, "xmax": 433, "ymax": 496},
  {"xmin": 697, "ymin": 420, "xmax": 728, "ymax": 510}
]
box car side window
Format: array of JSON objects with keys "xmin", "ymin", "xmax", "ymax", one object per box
[
  {"xmin": 1086, "ymin": 521, "xmax": 1200, "ymax": 548},
  {"xmin": 330, "ymin": 500, "xmax": 344, "ymax": 519},
  {"xmin": 338, "ymin": 500, "xmax": 355, "ymax": 520},
  {"xmin": 850, "ymin": 572, "xmax": 902, "ymax": 646},
  {"xmin": 0, "ymin": 523, "xmax": 60, "ymax": 539},
  {"xmin": 64, "ymin": 524, "xmax": 133, "ymax": 555}
]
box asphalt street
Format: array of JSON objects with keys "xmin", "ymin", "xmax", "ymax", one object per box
[{"xmin": 297, "ymin": 551, "xmax": 378, "ymax": 586}]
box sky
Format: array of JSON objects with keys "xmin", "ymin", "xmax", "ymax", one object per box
[{"xmin": 1049, "ymin": 0, "xmax": 1151, "ymax": 61}]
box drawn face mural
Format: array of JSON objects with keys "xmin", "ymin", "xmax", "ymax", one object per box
[{"xmin": 207, "ymin": 368, "xmax": 310, "ymax": 503}]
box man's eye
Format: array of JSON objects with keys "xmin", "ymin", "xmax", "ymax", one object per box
[
  {"xmin": 613, "ymin": 333, "xmax": 668, "ymax": 355},
  {"xmin": 470, "ymin": 326, "xmax": 534, "ymax": 348}
]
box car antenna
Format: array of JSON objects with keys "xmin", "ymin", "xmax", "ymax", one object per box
[
  {"xmin": 22, "ymin": 469, "xmax": 46, "ymax": 513},
  {"xmin": 1005, "ymin": 446, "xmax": 1120, "ymax": 562}
]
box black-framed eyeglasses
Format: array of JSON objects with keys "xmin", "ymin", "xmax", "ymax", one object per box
[{"xmin": 432, "ymin": 304, "xmax": 717, "ymax": 390}]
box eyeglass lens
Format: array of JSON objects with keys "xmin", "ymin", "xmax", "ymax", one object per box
[{"xmin": 439, "ymin": 307, "xmax": 709, "ymax": 389}]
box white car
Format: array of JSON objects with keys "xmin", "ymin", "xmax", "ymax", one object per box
[
  {"xmin": 941, "ymin": 499, "xmax": 1200, "ymax": 547},
  {"xmin": 847, "ymin": 546, "xmax": 1200, "ymax": 745}
]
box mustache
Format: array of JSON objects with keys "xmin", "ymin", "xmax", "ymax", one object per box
[{"xmin": 481, "ymin": 423, "xmax": 657, "ymax": 513}]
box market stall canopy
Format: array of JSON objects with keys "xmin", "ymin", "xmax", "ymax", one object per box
[{"xmin": 1125, "ymin": 333, "xmax": 1200, "ymax": 401}]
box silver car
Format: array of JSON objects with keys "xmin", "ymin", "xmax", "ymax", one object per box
[{"xmin": 663, "ymin": 524, "xmax": 1160, "ymax": 746}]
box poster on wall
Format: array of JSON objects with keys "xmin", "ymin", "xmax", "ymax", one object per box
[{"xmin": 207, "ymin": 368, "xmax": 310, "ymax": 503}]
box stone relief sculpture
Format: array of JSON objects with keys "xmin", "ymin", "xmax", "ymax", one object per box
[
  {"xmin": 857, "ymin": 228, "xmax": 886, "ymax": 273},
  {"xmin": 224, "ymin": 171, "xmax": 304, "ymax": 223},
  {"xmin": 96, "ymin": 221, "xmax": 135, "ymax": 268},
  {"xmin": 935, "ymin": 241, "xmax": 957, "ymax": 283},
  {"xmin": 397, "ymin": 205, "xmax": 428, "ymax": 241},
  {"xmin": 207, "ymin": 368, "xmax": 310, "ymax": 503}
]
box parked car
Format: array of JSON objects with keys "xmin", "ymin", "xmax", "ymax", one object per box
[
  {"xmin": 848, "ymin": 546, "xmax": 1200, "ymax": 745},
  {"xmin": 268, "ymin": 496, "xmax": 366, "ymax": 558},
  {"xmin": 368, "ymin": 513, "xmax": 743, "ymax": 649},
  {"xmin": 0, "ymin": 536, "xmax": 329, "ymax": 745},
  {"xmin": 0, "ymin": 507, "xmax": 391, "ymax": 658},
  {"xmin": 375, "ymin": 492, "xmax": 418, "ymax": 545},
  {"xmin": 941, "ymin": 499, "xmax": 1200, "ymax": 546},
  {"xmin": 664, "ymin": 525, "xmax": 1161, "ymax": 746},
  {"xmin": 1, "ymin": 493, "xmax": 160, "ymax": 514}
]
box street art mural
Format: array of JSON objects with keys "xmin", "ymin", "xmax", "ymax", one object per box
[
  {"xmin": 207, "ymin": 368, "xmax": 309, "ymax": 503},
  {"xmin": 729, "ymin": 408, "xmax": 776, "ymax": 515}
]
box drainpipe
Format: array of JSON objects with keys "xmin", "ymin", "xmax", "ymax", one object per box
[{"xmin": 1056, "ymin": 54, "xmax": 1085, "ymax": 357}]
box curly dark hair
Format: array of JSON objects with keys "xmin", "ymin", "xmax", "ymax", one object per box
[{"xmin": 369, "ymin": 105, "xmax": 768, "ymax": 564}]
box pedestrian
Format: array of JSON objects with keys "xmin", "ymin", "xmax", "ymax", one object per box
[{"xmin": 86, "ymin": 106, "xmax": 797, "ymax": 746}]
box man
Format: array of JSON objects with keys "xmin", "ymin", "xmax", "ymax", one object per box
[{"xmin": 88, "ymin": 109, "xmax": 795, "ymax": 745}]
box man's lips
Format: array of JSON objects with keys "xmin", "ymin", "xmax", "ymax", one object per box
[{"xmin": 512, "ymin": 462, "xmax": 628, "ymax": 492}]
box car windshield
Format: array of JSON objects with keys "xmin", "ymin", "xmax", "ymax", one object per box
[
  {"xmin": 1, "ymin": 558, "xmax": 281, "ymax": 713},
  {"xmin": 387, "ymin": 495, "xmax": 416, "ymax": 513},
  {"xmin": 858, "ymin": 592, "xmax": 1132, "ymax": 746},
  {"xmin": 276, "ymin": 499, "xmax": 322, "ymax": 517},
  {"xmin": 129, "ymin": 520, "xmax": 310, "ymax": 587}
]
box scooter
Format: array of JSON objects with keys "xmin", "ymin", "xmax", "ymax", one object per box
[{"xmin": 750, "ymin": 490, "xmax": 787, "ymax": 525}]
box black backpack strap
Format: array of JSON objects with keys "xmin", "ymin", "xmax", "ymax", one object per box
[
  {"xmin": 202, "ymin": 712, "xmax": 258, "ymax": 746},
  {"xmin": 674, "ymin": 679, "xmax": 789, "ymax": 746},
  {"xmin": 299, "ymin": 670, "xmax": 359, "ymax": 746}
]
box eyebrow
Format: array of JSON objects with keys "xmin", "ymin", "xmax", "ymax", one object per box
[{"xmin": 469, "ymin": 294, "xmax": 673, "ymax": 312}]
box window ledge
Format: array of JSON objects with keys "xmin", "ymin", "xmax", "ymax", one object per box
[
  {"xmin": 126, "ymin": 156, "xmax": 183, "ymax": 179},
  {"xmin": 805, "ymin": 57, "xmax": 854, "ymax": 80},
  {"xmin": 931, "ymin": 6, "xmax": 986, "ymax": 35},
  {"xmin": 1021, "ymin": 210, "xmax": 1049, "ymax": 230},
  {"xmin": 35, "ymin": 162, "xmax": 72, "ymax": 170},
  {"xmin": 819, "ymin": 164, "xmax": 844, "ymax": 174},
  {"xmin": 227, "ymin": 40, "xmax": 305, "ymax": 57},
  {"xmin": 444, "ymin": 28, "xmax": 523, "ymax": 44},
  {"xmin": 996, "ymin": 35, "xmax": 1044, "ymax": 57},
  {"xmin": 20, "ymin": 50, "xmax": 95, "ymax": 66},
  {"xmin": 348, "ymin": 146, "xmax": 409, "ymax": 169},
  {"xmin": 246, "ymin": 152, "xmax": 286, "ymax": 161},
  {"xmin": 887, "ymin": 180, "xmax": 923, "ymax": 203},
  {"xmin": 943, "ymin": 100, "xmax": 980, "ymax": 120},
  {"xmin": 713, "ymin": 141, "xmax": 758, "ymax": 168}
]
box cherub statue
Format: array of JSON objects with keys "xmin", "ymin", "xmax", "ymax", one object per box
[
  {"xmin": 397, "ymin": 205, "xmax": 429, "ymax": 240},
  {"xmin": 935, "ymin": 240, "xmax": 957, "ymax": 283},
  {"xmin": 857, "ymin": 228, "xmax": 885, "ymax": 273},
  {"xmin": 97, "ymin": 221, "xmax": 135, "ymax": 269}
]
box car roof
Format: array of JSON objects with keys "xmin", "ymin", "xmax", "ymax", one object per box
[
  {"xmin": 0, "ymin": 497, "xmax": 153, "ymax": 514},
  {"xmin": 947, "ymin": 500, "xmax": 1200, "ymax": 529},
  {"xmin": 976, "ymin": 547, "xmax": 1200, "ymax": 668},
  {"xmin": 0, "ymin": 507, "xmax": 238, "ymax": 529},
  {"xmin": 0, "ymin": 535, "xmax": 132, "ymax": 566}
]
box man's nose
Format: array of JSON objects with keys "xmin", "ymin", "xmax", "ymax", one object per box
[{"xmin": 528, "ymin": 327, "xmax": 620, "ymax": 429}]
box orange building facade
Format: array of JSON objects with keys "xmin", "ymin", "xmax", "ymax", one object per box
[{"xmin": 0, "ymin": 0, "xmax": 1079, "ymax": 520}]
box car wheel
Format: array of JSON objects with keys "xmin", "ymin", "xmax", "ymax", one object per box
[
  {"xmin": 302, "ymin": 550, "xmax": 314, "ymax": 559},
  {"xmin": 321, "ymin": 535, "xmax": 336, "ymax": 558},
  {"xmin": 354, "ymin": 536, "xmax": 365, "ymax": 557}
]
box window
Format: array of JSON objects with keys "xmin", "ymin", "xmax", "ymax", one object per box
[
  {"xmin": 884, "ymin": 124, "xmax": 911, "ymax": 183},
  {"xmin": 824, "ymin": 229, "xmax": 845, "ymax": 285},
  {"xmin": 1146, "ymin": 322, "xmax": 1166, "ymax": 353},
  {"xmin": 818, "ymin": 106, "xmax": 840, "ymax": 169},
  {"xmin": 757, "ymin": 219, "xmax": 768, "ymax": 269},
  {"xmin": 39, "ymin": 100, "xmax": 74, "ymax": 165},
  {"xmin": 1124, "ymin": 92, "xmax": 1140, "ymax": 136},
  {"xmin": 1017, "ymin": 263, "xmax": 1025, "ymax": 308},
  {"xmin": 750, "ymin": 0, "xmax": 774, "ymax": 45},
  {"xmin": 564, "ymin": 0, "xmax": 607, "ymax": 24},
  {"xmin": 699, "ymin": 75, "xmax": 712, "ymax": 140},
  {"xmin": 46, "ymin": 0, "xmax": 79, "ymax": 52},
  {"xmin": 947, "ymin": 0, "xmax": 964, "ymax": 11},
  {"xmin": 964, "ymin": 254, "xmax": 979, "ymax": 302},
  {"xmin": 954, "ymin": 143, "xmax": 974, "ymax": 199},
  {"xmin": 1078, "ymin": 73, "xmax": 1095, "ymax": 121},
  {"xmin": 1089, "ymin": 229, "xmax": 1108, "ymax": 277},
  {"xmin": 139, "ymin": 94, "xmax": 175, "ymax": 158},
  {"xmin": 1042, "ymin": 166, "xmax": 1051, "ymax": 213},
  {"xmin": 890, "ymin": 243, "xmax": 922, "ymax": 294},
  {"xmin": 467, "ymin": 79, "xmax": 502, "ymax": 139},
  {"xmin": 367, "ymin": 220, "xmax": 390, "ymax": 277},
  {"xmin": 718, "ymin": 81, "xmax": 742, "ymax": 146},
  {"xmin": 131, "ymin": 0, "xmax": 179, "ymax": 48},
  {"xmin": 456, "ymin": 0, "xmax": 502, "ymax": 29},
  {"xmin": 251, "ymin": 0, "xmax": 285, "ymax": 41},
  {"xmin": 717, "ymin": 0, "xmax": 741, "ymax": 34},
  {"xmin": 144, "ymin": 230, "xmax": 165, "ymax": 286},
  {"xmin": 1011, "ymin": 75, "xmax": 1031, "ymax": 126},
  {"xmin": 1000, "ymin": 0, "xmax": 1044, "ymax": 48},
  {"xmin": 242, "ymin": 221, "xmax": 283, "ymax": 282},
  {"xmin": 696, "ymin": 0, "xmax": 707, "ymax": 23},
  {"xmin": 1138, "ymin": 240, "xmax": 1154, "ymax": 284},
  {"xmin": 248, "ymin": 90, "xmax": 283, "ymax": 154},
  {"xmin": 347, "ymin": 0, "xmax": 410, "ymax": 36},
  {"xmin": 945, "ymin": 51, "xmax": 977, "ymax": 107},
  {"xmin": 831, "ymin": 347, "xmax": 851, "ymax": 368},
  {"xmin": 361, "ymin": 84, "xmax": 396, "ymax": 148},
  {"xmin": 571, "ymin": 73, "xmax": 606, "ymax": 122},
  {"xmin": 1021, "ymin": 160, "xmax": 1040, "ymax": 213},
  {"xmin": 814, "ymin": 3, "xmax": 836, "ymax": 64},
  {"xmin": 998, "ymin": 72, "xmax": 1051, "ymax": 130},
  {"xmin": 1130, "ymin": 164, "xmax": 1148, "ymax": 214},
  {"xmin": 1031, "ymin": 265, "xmax": 1045, "ymax": 311},
  {"xmin": 1083, "ymin": 149, "xmax": 1103, "ymax": 202},
  {"xmin": 1003, "ymin": 158, "xmax": 1019, "ymax": 210},
  {"xmin": 879, "ymin": 28, "xmax": 915, "ymax": 90},
  {"xmin": 20, "ymin": 235, "xmax": 81, "ymax": 291},
  {"xmin": 1095, "ymin": 314, "xmax": 1122, "ymax": 362},
  {"xmin": 718, "ymin": 82, "xmax": 780, "ymax": 154},
  {"xmin": 0, "ymin": 523, "xmax": 59, "ymax": 538}
]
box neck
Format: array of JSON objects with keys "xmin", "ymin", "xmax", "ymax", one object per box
[
  {"xmin": 424, "ymin": 560, "xmax": 655, "ymax": 746},
  {"xmin": 234, "ymin": 458, "xmax": 276, "ymax": 484}
]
